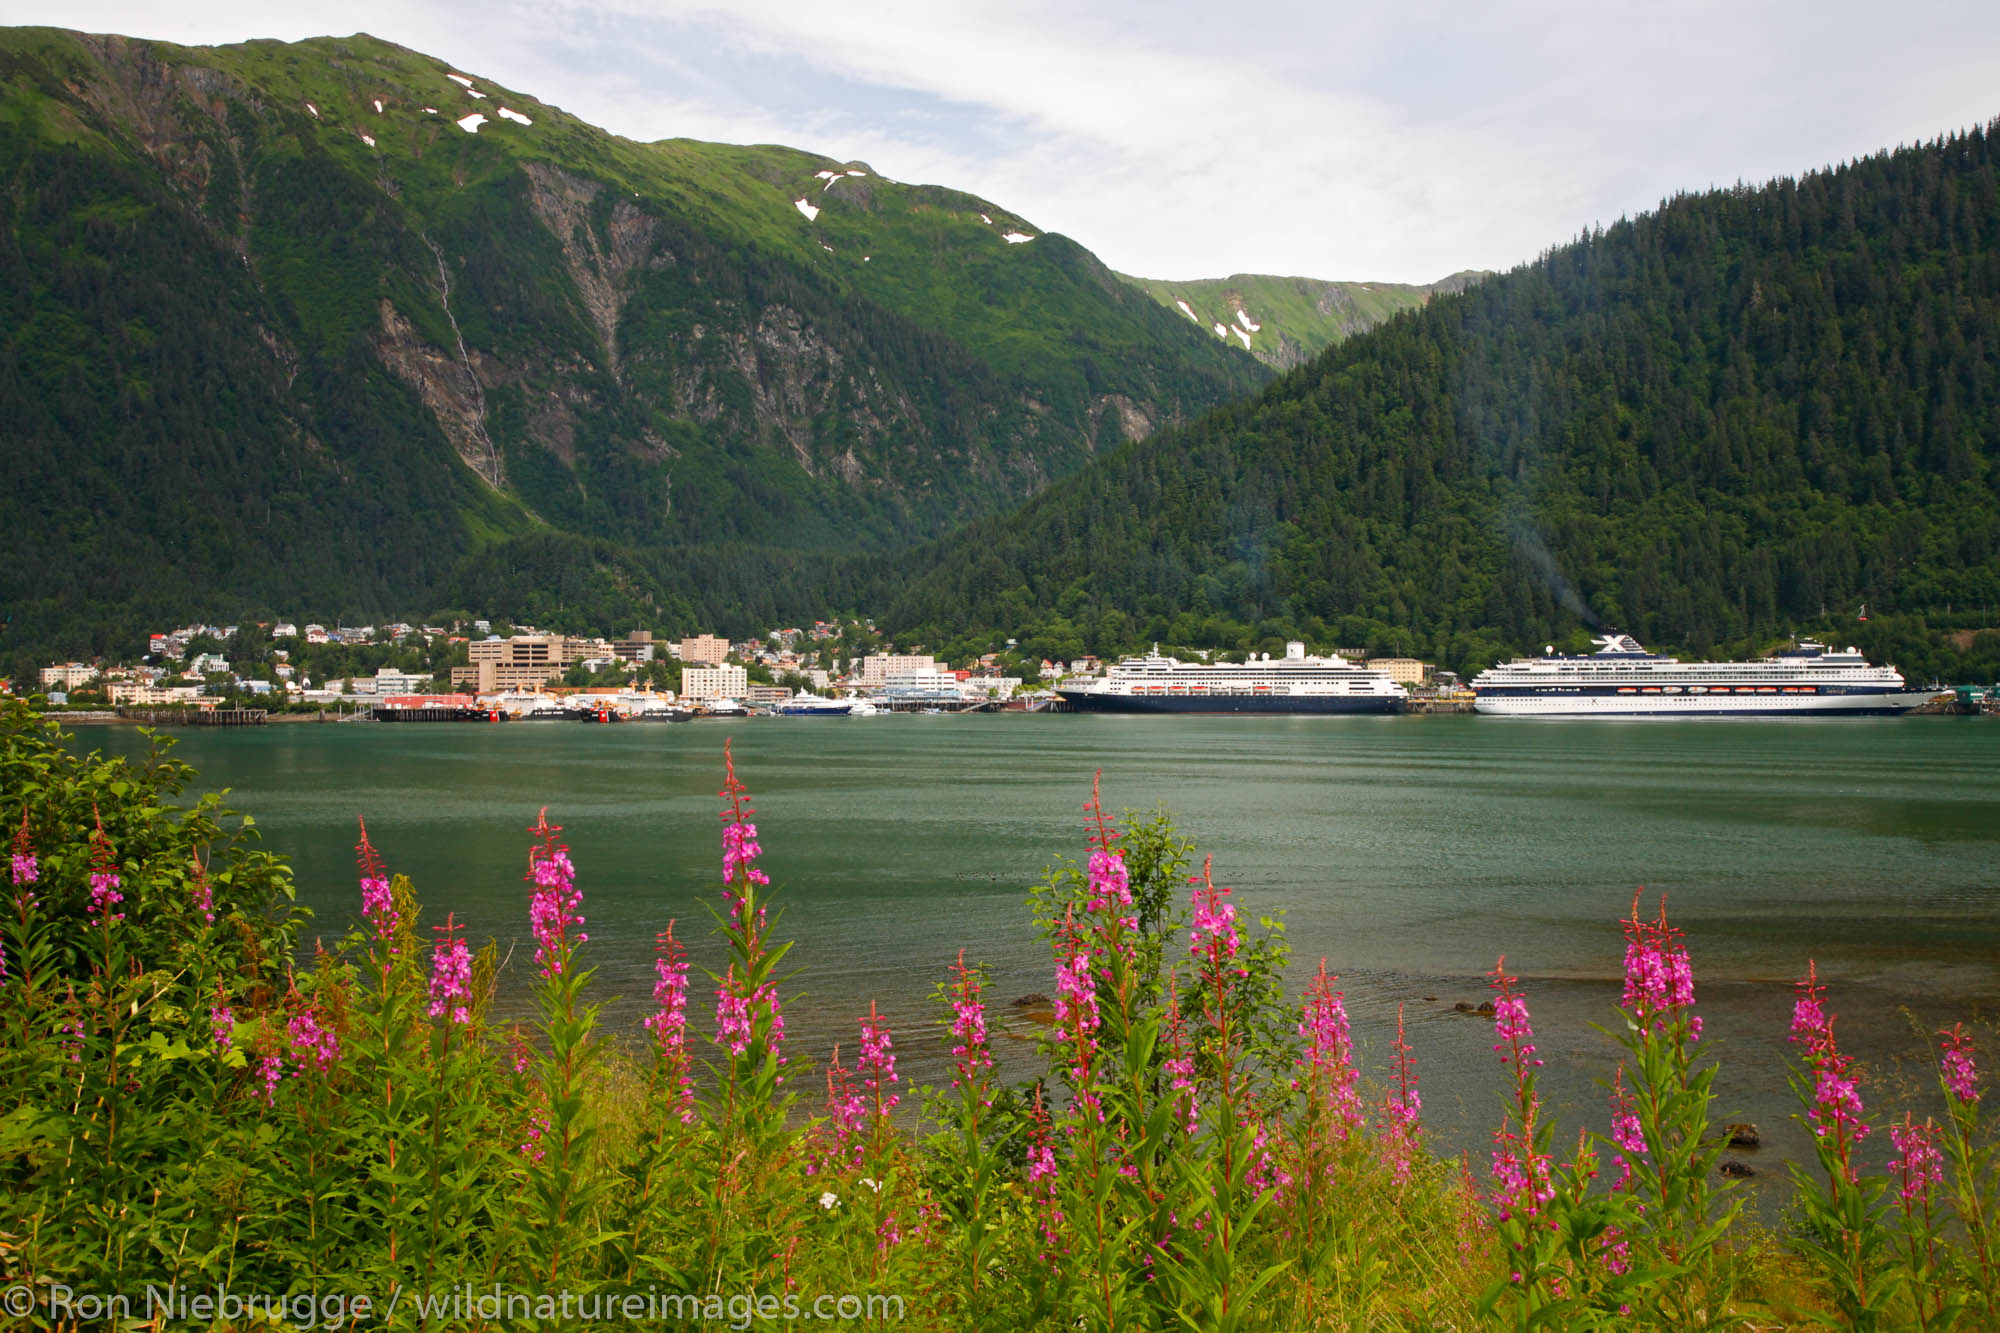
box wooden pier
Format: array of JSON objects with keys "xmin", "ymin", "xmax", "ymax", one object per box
[{"xmin": 116, "ymin": 707, "xmax": 268, "ymax": 726}]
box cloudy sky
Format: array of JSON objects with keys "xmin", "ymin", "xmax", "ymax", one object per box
[{"xmin": 5, "ymin": 0, "xmax": 1999, "ymax": 283}]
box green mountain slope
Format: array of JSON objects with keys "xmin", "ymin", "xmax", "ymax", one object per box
[
  {"xmin": 1118, "ymin": 271, "xmax": 1486, "ymax": 370},
  {"xmin": 884, "ymin": 124, "xmax": 2000, "ymax": 679},
  {"xmin": 0, "ymin": 27, "xmax": 1267, "ymax": 657}
]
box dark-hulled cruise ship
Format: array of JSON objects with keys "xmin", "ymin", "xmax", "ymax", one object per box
[{"xmin": 1057, "ymin": 642, "xmax": 1405, "ymax": 714}]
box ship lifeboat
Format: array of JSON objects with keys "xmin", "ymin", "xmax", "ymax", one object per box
[{"xmin": 1617, "ymin": 687, "xmax": 1637, "ymax": 694}]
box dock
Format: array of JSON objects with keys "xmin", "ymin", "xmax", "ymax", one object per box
[{"xmin": 116, "ymin": 707, "xmax": 268, "ymax": 726}]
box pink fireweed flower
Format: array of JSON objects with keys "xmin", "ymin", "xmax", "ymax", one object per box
[
  {"xmin": 210, "ymin": 1001, "xmax": 235, "ymax": 1055},
  {"xmin": 1940, "ymin": 1023, "xmax": 1980, "ymax": 1105},
  {"xmin": 944, "ymin": 949, "xmax": 995, "ymax": 1096},
  {"xmin": 1608, "ymin": 1066, "xmax": 1646, "ymax": 1194},
  {"xmin": 427, "ymin": 914, "xmax": 473, "ymax": 1025},
  {"xmin": 258, "ymin": 1051, "xmax": 284, "ymax": 1104},
  {"xmin": 1890, "ymin": 1113, "xmax": 1944, "ymax": 1205},
  {"xmin": 1381, "ymin": 1004, "xmax": 1423, "ymax": 1183},
  {"xmin": 520, "ymin": 1111, "xmax": 550, "ymax": 1163},
  {"xmin": 10, "ymin": 806, "xmax": 36, "ymax": 903},
  {"xmin": 1488, "ymin": 960, "xmax": 1555, "ymax": 1222},
  {"xmin": 190, "ymin": 852, "xmax": 216, "ymax": 926},
  {"xmin": 525, "ymin": 809, "xmax": 586, "ymax": 978},
  {"xmin": 857, "ymin": 1002, "xmax": 899, "ymax": 1116},
  {"xmin": 1791, "ymin": 962, "xmax": 1870, "ymax": 1178},
  {"xmin": 1053, "ymin": 945, "xmax": 1100, "ymax": 1053},
  {"xmin": 644, "ymin": 923, "xmax": 695, "ymax": 1122},
  {"xmin": 713, "ymin": 966, "xmax": 786, "ymax": 1076},
  {"xmin": 356, "ymin": 817, "xmax": 397, "ymax": 946},
  {"xmin": 816, "ymin": 1049, "xmax": 869, "ymax": 1172},
  {"xmin": 87, "ymin": 807, "xmax": 123, "ymax": 923},
  {"xmin": 1164, "ymin": 981, "xmax": 1199, "ymax": 1135},
  {"xmin": 1621, "ymin": 891, "xmax": 1701, "ymax": 1040},
  {"xmin": 715, "ymin": 971, "xmax": 753, "ymax": 1056},
  {"xmin": 717, "ymin": 740, "xmax": 770, "ymax": 901},
  {"xmin": 1188, "ymin": 869, "xmax": 1242, "ymax": 963},
  {"xmin": 1085, "ymin": 848, "xmax": 1133, "ymax": 925},
  {"xmin": 1790, "ymin": 960, "xmax": 1831, "ymax": 1051},
  {"xmin": 287, "ymin": 1003, "xmax": 340, "ymax": 1075},
  {"xmin": 1296, "ymin": 960, "xmax": 1363, "ymax": 1132},
  {"xmin": 508, "ymin": 1025, "xmax": 532, "ymax": 1076}
]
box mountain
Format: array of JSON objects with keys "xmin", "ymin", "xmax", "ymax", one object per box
[
  {"xmin": 0, "ymin": 27, "xmax": 1268, "ymax": 659},
  {"xmin": 1118, "ymin": 271, "xmax": 1487, "ymax": 370},
  {"xmin": 884, "ymin": 123, "xmax": 2000, "ymax": 681}
]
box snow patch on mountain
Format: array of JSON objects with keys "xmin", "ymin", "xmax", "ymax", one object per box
[
  {"xmin": 795, "ymin": 198, "xmax": 820, "ymax": 221},
  {"xmin": 1002, "ymin": 232, "xmax": 1035, "ymax": 244},
  {"xmin": 496, "ymin": 107, "xmax": 532, "ymax": 125},
  {"xmin": 1175, "ymin": 300, "xmax": 1198, "ymax": 323},
  {"xmin": 456, "ymin": 112, "xmax": 487, "ymax": 134}
]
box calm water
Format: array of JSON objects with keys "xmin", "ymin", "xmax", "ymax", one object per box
[{"xmin": 71, "ymin": 713, "xmax": 2000, "ymax": 1181}]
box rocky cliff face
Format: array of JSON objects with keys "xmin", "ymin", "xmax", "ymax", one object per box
[{"xmin": 0, "ymin": 26, "xmax": 1268, "ymax": 650}]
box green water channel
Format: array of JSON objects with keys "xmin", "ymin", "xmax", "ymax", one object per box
[{"xmin": 70, "ymin": 712, "xmax": 2000, "ymax": 1183}]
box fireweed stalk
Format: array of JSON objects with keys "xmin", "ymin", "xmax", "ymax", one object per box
[
  {"xmin": 520, "ymin": 808, "xmax": 607, "ymax": 1288},
  {"xmin": 349, "ymin": 820, "xmax": 422, "ymax": 1269},
  {"xmin": 1162, "ymin": 857, "xmax": 1282, "ymax": 1333},
  {"xmin": 1382, "ymin": 1002, "xmax": 1422, "ymax": 1185},
  {"xmin": 1786, "ymin": 961, "xmax": 1896, "ymax": 1327},
  {"xmin": 930, "ymin": 949, "xmax": 1003, "ymax": 1301},
  {"xmin": 1478, "ymin": 959, "xmax": 1624, "ymax": 1328},
  {"xmin": 853, "ymin": 1003, "xmax": 903, "ymax": 1268},
  {"xmin": 700, "ymin": 742, "xmax": 800, "ymax": 1285},
  {"xmin": 1606, "ymin": 893, "xmax": 1739, "ymax": 1319},
  {"xmin": 1888, "ymin": 1112, "xmax": 1947, "ymax": 1329},
  {"xmin": 1936, "ymin": 1024, "xmax": 1996, "ymax": 1324},
  {"xmin": 1280, "ymin": 961, "xmax": 1384, "ymax": 1324}
]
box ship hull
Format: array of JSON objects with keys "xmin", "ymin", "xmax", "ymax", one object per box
[
  {"xmin": 1473, "ymin": 690, "xmax": 1935, "ymax": 718},
  {"xmin": 1057, "ymin": 691, "xmax": 1404, "ymax": 715}
]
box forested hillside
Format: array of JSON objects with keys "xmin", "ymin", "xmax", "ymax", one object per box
[
  {"xmin": 0, "ymin": 27, "xmax": 1264, "ymax": 662},
  {"xmin": 886, "ymin": 124, "xmax": 2000, "ymax": 679}
]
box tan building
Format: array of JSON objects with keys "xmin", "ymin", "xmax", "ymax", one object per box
[
  {"xmin": 451, "ymin": 635, "xmax": 607, "ymax": 692},
  {"xmin": 856, "ymin": 653, "xmax": 937, "ymax": 687},
  {"xmin": 679, "ymin": 634, "xmax": 731, "ymax": 666},
  {"xmin": 1365, "ymin": 658, "xmax": 1430, "ymax": 686},
  {"xmin": 109, "ymin": 682, "xmax": 204, "ymax": 705},
  {"xmin": 681, "ymin": 664, "xmax": 749, "ymax": 701},
  {"xmin": 40, "ymin": 663, "xmax": 96, "ymax": 690}
]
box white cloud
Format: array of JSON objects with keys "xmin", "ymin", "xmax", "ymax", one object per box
[{"xmin": 9, "ymin": 0, "xmax": 2000, "ymax": 282}]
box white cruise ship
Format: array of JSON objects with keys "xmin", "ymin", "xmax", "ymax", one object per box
[
  {"xmin": 1057, "ymin": 641, "xmax": 1405, "ymax": 715},
  {"xmin": 1471, "ymin": 634, "xmax": 1937, "ymax": 717}
]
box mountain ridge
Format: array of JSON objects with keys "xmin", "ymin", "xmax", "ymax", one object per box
[
  {"xmin": 0, "ymin": 25, "xmax": 1269, "ymax": 660},
  {"xmin": 1117, "ymin": 269, "xmax": 1490, "ymax": 370}
]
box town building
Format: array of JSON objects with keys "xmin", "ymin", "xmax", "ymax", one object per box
[
  {"xmin": 40, "ymin": 663, "xmax": 96, "ymax": 690},
  {"xmin": 450, "ymin": 634, "xmax": 609, "ymax": 692},
  {"xmin": 856, "ymin": 654, "xmax": 937, "ymax": 687},
  {"xmin": 679, "ymin": 634, "xmax": 731, "ymax": 666},
  {"xmin": 1364, "ymin": 658, "xmax": 1431, "ymax": 686},
  {"xmin": 681, "ymin": 663, "xmax": 748, "ymax": 701}
]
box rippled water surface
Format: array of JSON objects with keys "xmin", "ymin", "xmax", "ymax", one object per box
[{"xmin": 73, "ymin": 713, "xmax": 2000, "ymax": 1176}]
